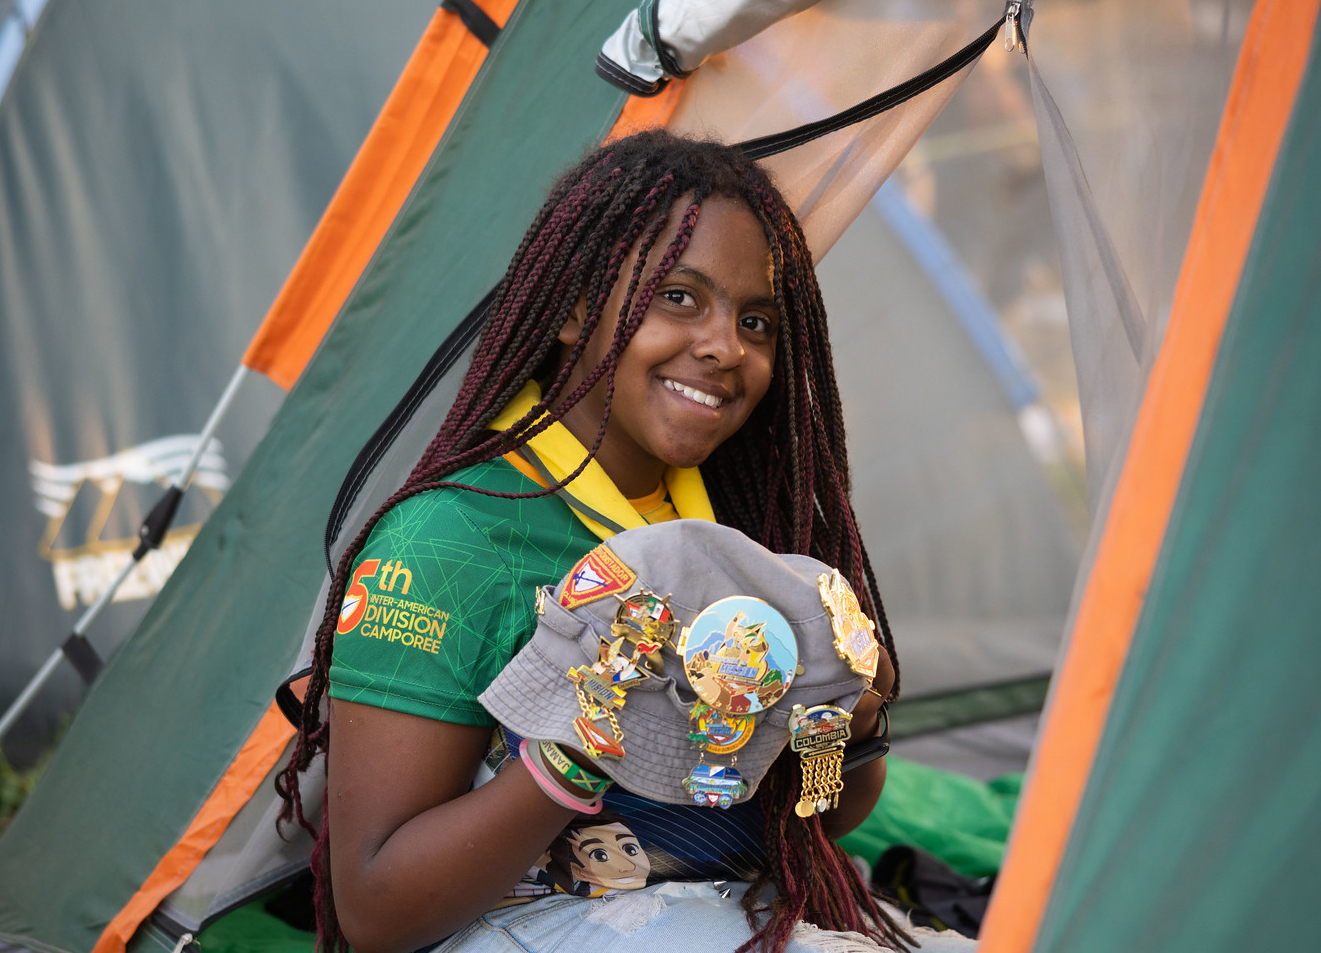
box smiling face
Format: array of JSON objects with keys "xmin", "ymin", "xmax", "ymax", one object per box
[
  {"xmin": 555, "ymin": 195, "xmax": 778, "ymax": 498},
  {"xmin": 567, "ymin": 822, "xmax": 652, "ymax": 890}
]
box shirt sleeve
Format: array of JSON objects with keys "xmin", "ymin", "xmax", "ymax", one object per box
[{"xmin": 328, "ymin": 491, "xmax": 533, "ymax": 725}]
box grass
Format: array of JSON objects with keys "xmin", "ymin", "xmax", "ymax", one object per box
[
  {"xmin": 0, "ymin": 722, "xmax": 63, "ymax": 836},
  {"xmin": 0, "ymin": 752, "xmax": 47, "ymax": 835}
]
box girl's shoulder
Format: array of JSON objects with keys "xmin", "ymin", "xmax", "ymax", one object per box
[
  {"xmin": 363, "ymin": 456, "xmax": 597, "ymax": 591},
  {"xmin": 375, "ymin": 457, "xmax": 564, "ymax": 539}
]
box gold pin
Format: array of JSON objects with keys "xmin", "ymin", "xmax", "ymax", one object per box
[
  {"xmin": 611, "ymin": 590, "xmax": 675, "ymax": 674},
  {"xmin": 789, "ymin": 704, "xmax": 852, "ymax": 816},
  {"xmin": 567, "ymin": 666, "xmax": 626, "ymax": 760},
  {"xmin": 818, "ymin": 570, "xmax": 880, "ymax": 680},
  {"xmin": 687, "ymin": 702, "xmax": 755, "ymax": 755},
  {"xmin": 678, "ymin": 596, "xmax": 798, "ymax": 716}
]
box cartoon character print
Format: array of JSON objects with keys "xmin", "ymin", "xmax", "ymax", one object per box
[
  {"xmin": 484, "ymin": 730, "xmax": 663, "ymax": 903},
  {"xmin": 543, "ymin": 811, "xmax": 653, "ymax": 897}
]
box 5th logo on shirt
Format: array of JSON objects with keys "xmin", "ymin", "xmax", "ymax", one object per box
[{"xmin": 337, "ymin": 560, "xmax": 381, "ymax": 634}]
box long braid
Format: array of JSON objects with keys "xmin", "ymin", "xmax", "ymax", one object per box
[
  {"xmin": 697, "ymin": 168, "xmax": 909, "ymax": 951},
  {"xmin": 276, "ymin": 131, "xmax": 906, "ymax": 953}
]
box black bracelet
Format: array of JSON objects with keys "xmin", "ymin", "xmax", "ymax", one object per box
[{"xmin": 842, "ymin": 703, "xmax": 890, "ymax": 773}]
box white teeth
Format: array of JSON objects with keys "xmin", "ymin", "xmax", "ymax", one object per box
[{"xmin": 664, "ymin": 379, "xmax": 724, "ymax": 408}]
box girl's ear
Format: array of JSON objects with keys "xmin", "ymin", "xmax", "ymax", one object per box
[{"xmin": 557, "ymin": 295, "xmax": 588, "ymax": 347}]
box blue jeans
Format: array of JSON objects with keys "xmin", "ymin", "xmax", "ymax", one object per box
[{"xmin": 429, "ymin": 881, "xmax": 976, "ymax": 952}]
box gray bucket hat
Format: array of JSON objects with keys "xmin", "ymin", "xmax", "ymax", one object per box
[{"xmin": 479, "ymin": 519, "xmax": 875, "ymax": 806}]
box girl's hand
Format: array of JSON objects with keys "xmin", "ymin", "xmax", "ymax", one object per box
[{"xmin": 328, "ymin": 700, "xmax": 580, "ymax": 953}]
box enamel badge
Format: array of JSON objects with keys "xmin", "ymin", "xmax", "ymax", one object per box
[
  {"xmin": 567, "ymin": 662, "xmax": 627, "ymax": 760},
  {"xmin": 574, "ymin": 716, "xmax": 626, "ymax": 759},
  {"xmin": 610, "ymin": 590, "xmax": 675, "ymax": 674},
  {"xmin": 817, "ymin": 569, "xmax": 880, "ymax": 680},
  {"xmin": 567, "ymin": 664, "xmax": 627, "ymax": 712},
  {"xmin": 613, "ymin": 590, "xmax": 676, "ymax": 651},
  {"xmin": 687, "ymin": 702, "xmax": 755, "ymax": 755},
  {"xmin": 559, "ymin": 546, "xmax": 636, "ymax": 610},
  {"xmin": 678, "ymin": 596, "xmax": 798, "ymax": 715},
  {"xmin": 788, "ymin": 703, "xmax": 853, "ymax": 753},
  {"xmin": 788, "ymin": 704, "xmax": 851, "ymax": 817},
  {"xmin": 682, "ymin": 761, "xmax": 747, "ymax": 809}
]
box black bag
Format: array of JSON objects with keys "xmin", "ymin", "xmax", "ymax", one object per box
[{"xmin": 872, "ymin": 845, "xmax": 995, "ymax": 939}]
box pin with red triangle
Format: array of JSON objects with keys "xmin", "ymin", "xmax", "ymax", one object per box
[
  {"xmin": 559, "ymin": 546, "xmax": 637, "ymax": 610},
  {"xmin": 574, "ymin": 716, "xmax": 626, "ymax": 759}
]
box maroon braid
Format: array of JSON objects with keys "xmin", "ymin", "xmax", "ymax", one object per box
[
  {"xmin": 275, "ymin": 130, "xmax": 907, "ymax": 953},
  {"xmin": 706, "ymin": 168, "xmax": 909, "ymax": 953}
]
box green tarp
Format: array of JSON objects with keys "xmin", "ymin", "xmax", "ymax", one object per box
[{"xmin": 840, "ymin": 758, "xmax": 1021, "ymax": 880}]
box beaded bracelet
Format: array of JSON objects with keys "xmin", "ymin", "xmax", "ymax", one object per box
[
  {"xmin": 519, "ymin": 740, "xmax": 603, "ymax": 814},
  {"xmin": 538, "ymin": 740, "xmax": 614, "ymax": 797}
]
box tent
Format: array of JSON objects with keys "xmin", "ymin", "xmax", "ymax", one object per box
[
  {"xmin": 3, "ymin": 0, "xmax": 1319, "ymax": 951},
  {"xmin": 0, "ymin": 0, "xmax": 439, "ymax": 765}
]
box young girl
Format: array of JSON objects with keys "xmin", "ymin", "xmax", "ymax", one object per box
[{"xmin": 278, "ymin": 131, "xmax": 957, "ymax": 953}]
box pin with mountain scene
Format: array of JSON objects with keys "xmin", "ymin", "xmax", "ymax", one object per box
[
  {"xmin": 677, "ymin": 596, "xmax": 798, "ymax": 715},
  {"xmin": 676, "ymin": 596, "xmax": 798, "ymax": 807}
]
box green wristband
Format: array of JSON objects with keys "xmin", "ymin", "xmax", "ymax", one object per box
[{"xmin": 538, "ymin": 740, "xmax": 614, "ymax": 796}]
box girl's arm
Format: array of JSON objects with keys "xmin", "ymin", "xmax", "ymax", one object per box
[{"xmin": 328, "ymin": 698, "xmax": 578, "ymax": 953}]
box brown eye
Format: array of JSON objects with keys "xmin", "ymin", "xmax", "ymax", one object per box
[{"xmin": 660, "ymin": 288, "xmax": 696, "ymax": 307}]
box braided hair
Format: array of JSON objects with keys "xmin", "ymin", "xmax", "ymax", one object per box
[{"xmin": 276, "ymin": 130, "xmax": 908, "ymax": 953}]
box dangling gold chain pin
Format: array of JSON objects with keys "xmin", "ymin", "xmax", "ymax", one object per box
[{"xmin": 788, "ymin": 704, "xmax": 852, "ymax": 817}]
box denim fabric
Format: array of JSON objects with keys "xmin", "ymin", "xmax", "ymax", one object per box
[{"xmin": 429, "ymin": 882, "xmax": 976, "ymax": 952}]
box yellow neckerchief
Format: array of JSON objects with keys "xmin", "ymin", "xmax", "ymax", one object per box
[
  {"xmin": 490, "ymin": 380, "xmax": 714, "ymax": 541},
  {"xmin": 627, "ymin": 482, "xmax": 678, "ymax": 524}
]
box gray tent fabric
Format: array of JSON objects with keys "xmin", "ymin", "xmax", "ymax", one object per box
[
  {"xmin": 153, "ymin": 755, "xmax": 325, "ymax": 938},
  {"xmin": 0, "ymin": 0, "xmax": 437, "ymax": 764},
  {"xmin": 818, "ymin": 202, "xmax": 1081, "ymax": 700},
  {"xmin": 1019, "ymin": 0, "xmax": 1251, "ymax": 741},
  {"xmin": 1023, "ymin": 0, "xmax": 1252, "ymax": 519},
  {"xmin": 1028, "ymin": 55, "xmax": 1151, "ymax": 514}
]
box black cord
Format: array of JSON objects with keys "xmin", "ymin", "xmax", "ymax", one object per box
[{"xmin": 736, "ymin": 16, "xmax": 1007, "ymax": 161}]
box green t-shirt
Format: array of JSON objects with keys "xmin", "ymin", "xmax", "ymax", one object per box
[
  {"xmin": 326, "ymin": 455, "xmax": 769, "ymax": 890},
  {"xmin": 328, "ymin": 458, "xmax": 599, "ymax": 725}
]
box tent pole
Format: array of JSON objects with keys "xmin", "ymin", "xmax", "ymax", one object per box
[
  {"xmin": 0, "ymin": 365, "xmax": 251, "ymax": 746},
  {"xmin": 0, "ymin": 558, "xmax": 136, "ymax": 742},
  {"xmin": 178, "ymin": 366, "xmax": 248, "ymax": 490},
  {"xmin": 0, "ymin": 651, "xmax": 65, "ymax": 744}
]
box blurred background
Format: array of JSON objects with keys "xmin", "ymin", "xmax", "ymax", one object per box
[{"xmin": 0, "ymin": 0, "xmax": 1249, "ymax": 793}]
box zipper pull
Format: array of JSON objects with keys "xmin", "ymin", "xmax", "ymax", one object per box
[
  {"xmin": 169, "ymin": 933, "xmax": 195, "ymax": 953},
  {"xmin": 1004, "ymin": 1, "xmax": 1022, "ymax": 52}
]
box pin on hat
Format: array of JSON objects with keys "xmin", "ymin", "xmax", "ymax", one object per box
[{"xmin": 479, "ymin": 520, "xmax": 881, "ymax": 809}]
